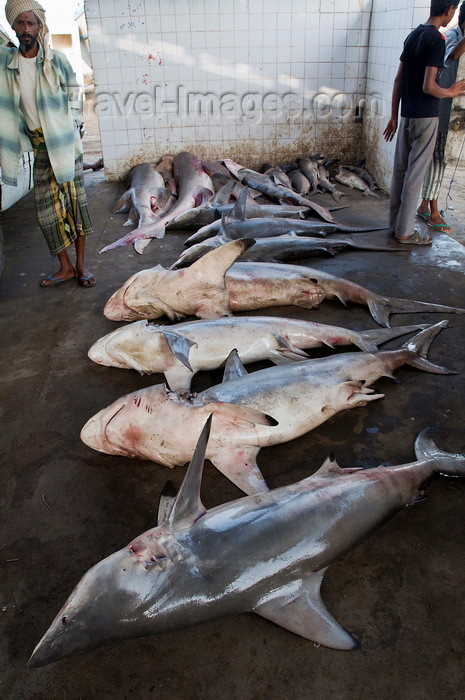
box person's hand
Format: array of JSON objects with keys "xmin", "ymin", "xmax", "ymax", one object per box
[
  {"xmin": 449, "ymin": 79, "xmax": 465, "ymax": 97},
  {"xmin": 383, "ymin": 118, "xmax": 398, "ymax": 142}
]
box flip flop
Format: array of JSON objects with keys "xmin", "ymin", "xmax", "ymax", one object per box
[
  {"xmin": 394, "ymin": 230, "xmax": 432, "ymax": 245},
  {"xmin": 416, "ymin": 212, "xmax": 430, "ymax": 223},
  {"xmin": 426, "ymin": 221, "xmax": 453, "ymax": 233},
  {"xmin": 40, "ymin": 273, "xmax": 76, "ymax": 287},
  {"xmin": 79, "ymin": 273, "xmax": 96, "ymax": 287}
]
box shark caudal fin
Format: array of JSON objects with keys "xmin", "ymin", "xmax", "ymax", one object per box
[
  {"xmin": 400, "ymin": 321, "xmax": 455, "ymax": 374},
  {"xmin": 368, "ymin": 293, "xmax": 465, "ymax": 328},
  {"xmin": 414, "ymin": 428, "xmax": 465, "ymax": 477},
  {"xmin": 352, "ymin": 324, "xmax": 429, "ymax": 351},
  {"xmin": 254, "ymin": 568, "xmax": 358, "ymax": 650}
]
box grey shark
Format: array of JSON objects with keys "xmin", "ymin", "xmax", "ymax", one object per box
[{"xmin": 29, "ymin": 419, "xmax": 465, "ymax": 667}]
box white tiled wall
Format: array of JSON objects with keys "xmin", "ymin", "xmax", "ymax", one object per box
[
  {"xmin": 84, "ymin": 0, "xmax": 437, "ymax": 185},
  {"xmin": 85, "ymin": 0, "xmax": 373, "ymax": 179}
]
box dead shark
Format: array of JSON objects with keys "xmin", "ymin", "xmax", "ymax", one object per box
[
  {"xmin": 29, "ymin": 418, "xmax": 465, "ymax": 667},
  {"xmin": 100, "ymin": 152, "xmax": 214, "ymax": 253},
  {"xmin": 103, "ymin": 239, "xmax": 465, "ymax": 327},
  {"xmin": 88, "ymin": 316, "xmax": 428, "ymax": 391},
  {"xmin": 80, "ymin": 322, "xmax": 453, "ymax": 495}
]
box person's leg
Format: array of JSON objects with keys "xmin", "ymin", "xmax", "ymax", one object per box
[
  {"xmin": 417, "ymin": 130, "xmax": 449, "ymax": 229},
  {"xmin": 75, "ymin": 234, "xmax": 95, "ymax": 287},
  {"xmin": 388, "ymin": 117, "xmax": 410, "ymax": 233},
  {"xmin": 33, "ymin": 148, "xmax": 77, "ymax": 285},
  {"xmin": 73, "ymin": 157, "xmax": 96, "ymax": 287},
  {"xmin": 394, "ymin": 117, "xmax": 438, "ymax": 240}
]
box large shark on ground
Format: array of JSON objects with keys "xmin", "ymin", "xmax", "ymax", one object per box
[
  {"xmin": 103, "ymin": 239, "xmax": 465, "ymax": 327},
  {"xmin": 87, "ymin": 316, "xmax": 428, "ymax": 391},
  {"xmin": 29, "ymin": 418, "xmax": 465, "ymax": 668},
  {"xmin": 81, "ymin": 322, "xmax": 453, "ymax": 494}
]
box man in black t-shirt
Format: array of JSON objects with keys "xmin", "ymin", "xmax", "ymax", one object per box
[{"xmin": 383, "ymin": 0, "xmax": 465, "ymax": 245}]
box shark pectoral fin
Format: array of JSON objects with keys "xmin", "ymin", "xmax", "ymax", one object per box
[
  {"xmin": 274, "ymin": 334, "xmax": 311, "ymax": 361},
  {"xmin": 160, "ymin": 330, "xmax": 197, "ymax": 371},
  {"xmin": 163, "ymin": 365, "xmax": 195, "ymax": 392},
  {"xmin": 113, "ymin": 189, "xmax": 132, "ymax": 213},
  {"xmin": 210, "ymin": 447, "xmax": 269, "ymax": 495},
  {"xmin": 254, "ymin": 571, "xmax": 358, "ymax": 650},
  {"xmin": 124, "ymin": 207, "xmax": 138, "ymax": 225}
]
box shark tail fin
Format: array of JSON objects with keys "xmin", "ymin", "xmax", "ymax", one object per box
[
  {"xmin": 368, "ymin": 294, "xmax": 465, "ymax": 328},
  {"xmin": 414, "ymin": 428, "xmax": 465, "ymax": 477},
  {"xmin": 353, "ymin": 324, "xmax": 429, "ymax": 352},
  {"xmin": 400, "ymin": 321, "xmax": 455, "ymax": 374}
]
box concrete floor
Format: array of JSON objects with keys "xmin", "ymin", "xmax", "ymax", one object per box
[{"xmin": 1, "ymin": 164, "xmax": 465, "ymax": 699}]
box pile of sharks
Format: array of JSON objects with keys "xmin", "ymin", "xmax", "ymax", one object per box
[{"xmin": 29, "ymin": 151, "xmax": 465, "ymax": 668}]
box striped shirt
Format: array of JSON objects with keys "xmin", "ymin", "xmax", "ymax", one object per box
[{"xmin": 0, "ymin": 43, "xmax": 83, "ymax": 186}]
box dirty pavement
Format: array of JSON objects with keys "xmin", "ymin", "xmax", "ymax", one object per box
[{"xmin": 1, "ymin": 153, "xmax": 465, "ymax": 698}]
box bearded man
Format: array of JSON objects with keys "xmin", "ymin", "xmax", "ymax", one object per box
[{"xmin": 0, "ymin": 0, "xmax": 95, "ymax": 287}]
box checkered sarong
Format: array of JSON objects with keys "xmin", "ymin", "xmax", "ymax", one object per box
[{"xmin": 30, "ymin": 129, "xmax": 93, "ymax": 256}]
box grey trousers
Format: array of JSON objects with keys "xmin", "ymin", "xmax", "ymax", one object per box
[{"xmin": 389, "ymin": 116, "xmax": 439, "ymax": 237}]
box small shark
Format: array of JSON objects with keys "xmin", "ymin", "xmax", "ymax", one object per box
[{"xmin": 29, "ymin": 419, "xmax": 465, "ymax": 667}]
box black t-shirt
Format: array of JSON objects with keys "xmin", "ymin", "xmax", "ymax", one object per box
[{"xmin": 400, "ymin": 24, "xmax": 445, "ymax": 118}]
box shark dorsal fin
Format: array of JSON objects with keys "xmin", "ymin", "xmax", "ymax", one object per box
[
  {"xmin": 222, "ymin": 348, "xmax": 248, "ymax": 382},
  {"xmin": 229, "ymin": 185, "xmax": 248, "ymax": 221},
  {"xmin": 311, "ymin": 454, "xmax": 364, "ymax": 479},
  {"xmin": 168, "ymin": 416, "xmax": 211, "ymax": 528},
  {"xmin": 313, "ymin": 454, "xmax": 342, "ymax": 477}
]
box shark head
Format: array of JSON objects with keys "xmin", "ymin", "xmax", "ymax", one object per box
[
  {"xmin": 87, "ymin": 320, "xmax": 161, "ymax": 373},
  {"xmin": 30, "ymin": 419, "xmax": 213, "ymax": 668},
  {"xmin": 80, "ymin": 385, "xmax": 173, "ymax": 460},
  {"xmin": 28, "ymin": 532, "xmax": 192, "ymax": 668},
  {"xmin": 103, "ymin": 267, "xmax": 167, "ymax": 322}
]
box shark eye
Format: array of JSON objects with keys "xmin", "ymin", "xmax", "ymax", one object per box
[{"xmin": 62, "ymin": 616, "xmax": 68, "ymax": 625}]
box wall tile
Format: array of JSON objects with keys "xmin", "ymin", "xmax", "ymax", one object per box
[{"xmin": 87, "ymin": 0, "xmax": 432, "ymax": 178}]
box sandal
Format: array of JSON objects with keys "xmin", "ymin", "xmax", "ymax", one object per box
[
  {"xmin": 79, "ymin": 273, "xmax": 96, "ymax": 287},
  {"xmin": 416, "ymin": 212, "xmax": 430, "ymax": 223},
  {"xmin": 426, "ymin": 221, "xmax": 453, "ymax": 233},
  {"xmin": 394, "ymin": 230, "xmax": 432, "ymax": 245},
  {"xmin": 40, "ymin": 273, "xmax": 76, "ymax": 287}
]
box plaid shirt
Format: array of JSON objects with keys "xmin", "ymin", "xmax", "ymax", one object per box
[{"xmin": 0, "ymin": 44, "xmax": 83, "ymax": 186}]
